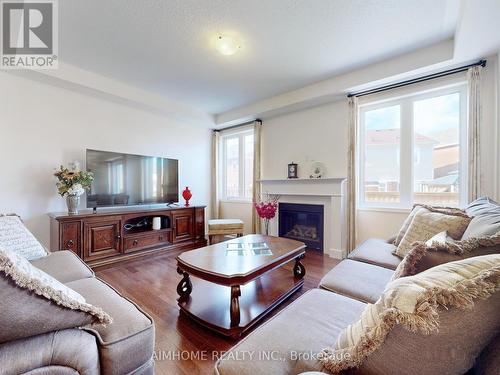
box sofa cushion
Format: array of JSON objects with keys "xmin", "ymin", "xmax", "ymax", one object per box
[
  {"xmin": 215, "ymin": 289, "xmax": 366, "ymax": 375},
  {"xmin": 348, "ymin": 239, "xmax": 401, "ymax": 270},
  {"xmin": 66, "ymin": 277, "xmax": 155, "ymax": 375},
  {"xmin": 463, "ymin": 197, "xmax": 500, "ymax": 239},
  {"xmin": 0, "ymin": 329, "xmax": 99, "ymax": 375},
  {"xmin": 319, "ymin": 254, "xmax": 500, "ymax": 374},
  {"xmin": 319, "ymin": 260, "xmax": 393, "ymax": 303},
  {"xmin": 0, "ymin": 247, "xmax": 111, "ymax": 344},
  {"xmin": 0, "ymin": 215, "xmax": 47, "ymax": 260},
  {"xmin": 395, "ymin": 208, "xmax": 471, "ymax": 257},
  {"xmin": 30, "ymin": 250, "xmax": 94, "ymax": 283}
]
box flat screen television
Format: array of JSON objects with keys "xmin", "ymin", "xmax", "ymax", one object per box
[{"xmin": 86, "ymin": 149, "xmax": 179, "ymax": 208}]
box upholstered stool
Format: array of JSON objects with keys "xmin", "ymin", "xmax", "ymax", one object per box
[{"xmin": 207, "ymin": 219, "xmax": 244, "ymax": 244}]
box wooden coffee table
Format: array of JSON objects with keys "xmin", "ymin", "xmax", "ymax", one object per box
[{"xmin": 176, "ymin": 234, "xmax": 306, "ymax": 338}]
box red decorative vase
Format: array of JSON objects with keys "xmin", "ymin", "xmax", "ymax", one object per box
[{"xmin": 182, "ymin": 186, "xmax": 192, "ymax": 207}]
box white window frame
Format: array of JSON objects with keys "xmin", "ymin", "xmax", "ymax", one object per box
[
  {"xmin": 220, "ymin": 128, "xmax": 254, "ymax": 202},
  {"xmin": 358, "ymin": 83, "xmax": 468, "ymax": 210}
]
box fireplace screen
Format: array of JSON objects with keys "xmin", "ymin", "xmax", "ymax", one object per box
[{"xmin": 278, "ymin": 203, "xmax": 324, "ymax": 251}]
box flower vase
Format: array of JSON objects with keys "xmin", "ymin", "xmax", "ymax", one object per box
[
  {"xmin": 264, "ymin": 219, "xmax": 270, "ymax": 236},
  {"xmin": 182, "ymin": 186, "xmax": 192, "ymax": 207},
  {"xmin": 66, "ymin": 195, "xmax": 80, "ymax": 215}
]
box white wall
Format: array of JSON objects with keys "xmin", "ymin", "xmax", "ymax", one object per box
[
  {"xmin": 356, "ymin": 210, "xmax": 407, "ymax": 243},
  {"xmin": 261, "ymin": 101, "xmax": 348, "ymax": 179},
  {"xmin": 0, "ymin": 72, "xmax": 212, "ymax": 247}
]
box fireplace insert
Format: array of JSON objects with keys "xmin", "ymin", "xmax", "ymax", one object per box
[{"xmin": 278, "ymin": 203, "xmax": 324, "ymax": 251}]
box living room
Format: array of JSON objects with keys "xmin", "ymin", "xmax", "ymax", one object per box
[{"xmin": 0, "ymin": 1, "xmax": 500, "ymax": 374}]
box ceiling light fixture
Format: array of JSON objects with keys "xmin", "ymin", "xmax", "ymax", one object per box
[{"xmin": 214, "ymin": 34, "xmax": 241, "ymax": 56}]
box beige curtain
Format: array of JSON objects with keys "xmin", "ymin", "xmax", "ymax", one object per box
[
  {"xmin": 252, "ymin": 120, "xmax": 263, "ymax": 233},
  {"xmin": 467, "ymin": 66, "xmax": 482, "ymax": 202},
  {"xmin": 211, "ymin": 130, "xmax": 220, "ymax": 219},
  {"xmin": 346, "ymin": 96, "xmax": 359, "ymax": 253}
]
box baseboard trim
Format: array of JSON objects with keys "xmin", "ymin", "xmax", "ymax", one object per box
[{"xmin": 324, "ymin": 248, "xmax": 346, "ymax": 260}]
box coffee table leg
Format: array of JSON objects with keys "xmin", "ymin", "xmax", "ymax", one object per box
[
  {"xmin": 293, "ymin": 255, "xmax": 306, "ymax": 279},
  {"xmin": 176, "ymin": 267, "xmax": 192, "ymax": 298},
  {"xmin": 230, "ymin": 285, "xmax": 241, "ymax": 327}
]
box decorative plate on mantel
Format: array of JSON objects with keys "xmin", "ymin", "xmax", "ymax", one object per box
[{"xmin": 309, "ymin": 162, "xmax": 326, "ymax": 179}]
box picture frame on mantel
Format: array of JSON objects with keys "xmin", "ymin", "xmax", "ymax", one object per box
[{"xmin": 287, "ymin": 162, "xmax": 298, "ymax": 179}]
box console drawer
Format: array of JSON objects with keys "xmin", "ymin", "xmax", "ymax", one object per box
[{"xmin": 124, "ymin": 231, "xmax": 171, "ymax": 253}]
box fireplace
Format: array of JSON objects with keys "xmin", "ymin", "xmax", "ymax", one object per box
[{"xmin": 278, "ymin": 203, "xmax": 324, "ymax": 251}]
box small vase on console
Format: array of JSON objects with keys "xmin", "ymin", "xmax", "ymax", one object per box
[
  {"xmin": 182, "ymin": 186, "xmax": 192, "ymax": 207},
  {"xmin": 66, "ymin": 195, "xmax": 80, "ymax": 215}
]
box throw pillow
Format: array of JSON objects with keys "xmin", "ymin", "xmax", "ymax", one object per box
[
  {"xmin": 392, "ymin": 234, "xmax": 500, "ymax": 279},
  {"xmin": 462, "ymin": 197, "xmax": 500, "ymax": 239},
  {"xmin": 1, "ymin": 246, "xmax": 85, "ymax": 302},
  {"xmin": 393, "ymin": 204, "xmax": 466, "ymax": 246},
  {"xmin": 394, "ymin": 208, "xmax": 471, "ymax": 257},
  {"xmin": 393, "ymin": 205, "xmax": 426, "ymax": 246},
  {"xmin": 318, "ymin": 254, "xmax": 500, "ymax": 373},
  {"xmin": 0, "ymin": 215, "xmax": 47, "ymax": 260},
  {"xmin": 0, "ymin": 246, "xmax": 112, "ymax": 343}
]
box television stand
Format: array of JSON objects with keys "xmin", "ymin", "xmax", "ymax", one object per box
[{"xmin": 49, "ymin": 206, "xmax": 206, "ymax": 268}]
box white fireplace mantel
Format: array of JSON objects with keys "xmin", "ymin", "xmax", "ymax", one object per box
[
  {"xmin": 258, "ymin": 177, "xmax": 345, "ymax": 182},
  {"xmin": 260, "ymin": 177, "xmax": 347, "ymax": 259},
  {"xmin": 259, "ymin": 177, "xmax": 345, "ymax": 197}
]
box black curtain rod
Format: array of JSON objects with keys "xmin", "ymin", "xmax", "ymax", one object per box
[
  {"xmin": 213, "ymin": 119, "xmax": 262, "ymax": 132},
  {"xmin": 347, "ymin": 59, "xmax": 486, "ymax": 98}
]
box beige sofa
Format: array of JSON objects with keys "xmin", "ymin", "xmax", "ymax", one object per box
[
  {"xmin": 215, "ymin": 197, "xmax": 500, "ymax": 375},
  {"xmin": 0, "ymin": 250, "xmax": 155, "ymax": 375}
]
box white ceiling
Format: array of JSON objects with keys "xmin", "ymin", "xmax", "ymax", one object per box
[{"xmin": 59, "ymin": 0, "xmax": 461, "ymax": 115}]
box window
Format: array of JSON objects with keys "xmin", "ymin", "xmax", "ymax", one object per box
[
  {"xmin": 359, "ymin": 84, "xmax": 467, "ymax": 209},
  {"xmin": 221, "ymin": 129, "xmax": 254, "ymax": 201}
]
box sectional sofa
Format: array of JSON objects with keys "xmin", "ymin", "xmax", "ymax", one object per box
[
  {"xmin": 0, "ymin": 249, "xmax": 155, "ymax": 374},
  {"xmin": 215, "ymin": 197, "xmax": 500, "ymax": 375}
]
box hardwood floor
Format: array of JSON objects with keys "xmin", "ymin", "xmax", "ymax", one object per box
[{"xmin": 95, "ymin": 246, "xmax": 339, "ymax": 375}]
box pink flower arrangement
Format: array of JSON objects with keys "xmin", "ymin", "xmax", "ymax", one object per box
[{"xmin": 254, "ymin": 193, "xmax": 280, "ymax": 235}]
